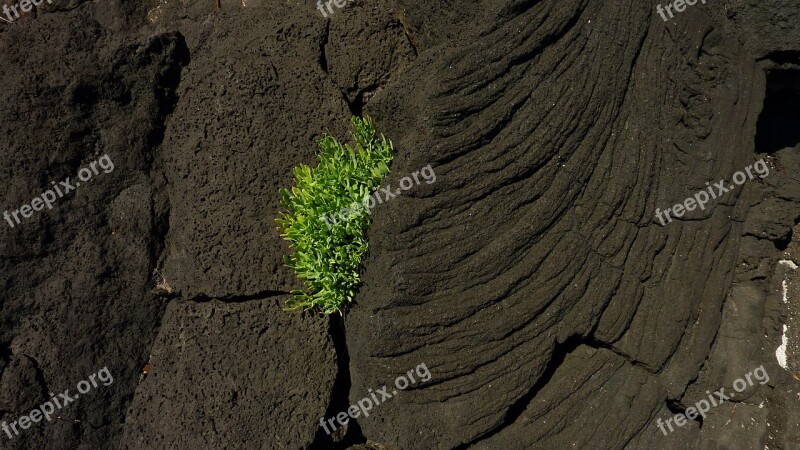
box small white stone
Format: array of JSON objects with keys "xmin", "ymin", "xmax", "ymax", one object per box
[{"xmin": 776, "ymin": 324, "xmax": 789, "ymax": 369}]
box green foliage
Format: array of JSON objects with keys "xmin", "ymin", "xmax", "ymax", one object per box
[{"xmin": 276, "ymin": 116, "xmax": 394, "ymax": 314}]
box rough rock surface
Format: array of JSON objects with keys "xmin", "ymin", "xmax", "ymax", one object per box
[
  {"xmin": 0, "ymin": 3, "xmax": 186, "ymax": 448},
  {"xmin": 349, "ymin": 0, "xmax": 800, "ymax": 449},
  {"xmin": 120, "ymin": 297, "xmax": 335, "ymax": 449}
]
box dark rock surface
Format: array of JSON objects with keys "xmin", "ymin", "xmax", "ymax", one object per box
[
  {"xmin": 156, "ymin": 5, "xmax": 351, "ymax": 298},
  {"xmin": 0, "ymin": 4, "xmax": 186, "ymax": 448},
  {"xmin": 349, "ymin": 0, "xmax": 800, "ymax": 449},
  {"xmin": 120, "ymin": 297, "xmax": 336, "ymax": 449},
  {"xmin": 0, "ymin": 0, "xmax": 798, "ymax": 449}
]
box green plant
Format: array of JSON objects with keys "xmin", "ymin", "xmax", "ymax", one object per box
[{"xmin": 276, "ymin": 116, "xmax": 394, "ymax": 314}]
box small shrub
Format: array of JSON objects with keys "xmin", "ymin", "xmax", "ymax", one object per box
[{"xmin": 276, "ymin": 116, "xmax": 394, "ymax": 314}]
